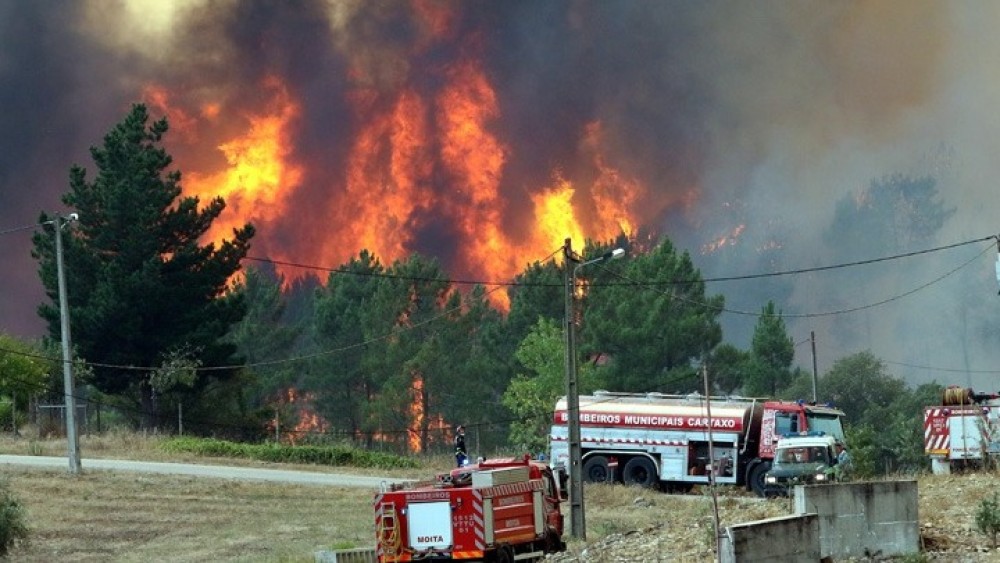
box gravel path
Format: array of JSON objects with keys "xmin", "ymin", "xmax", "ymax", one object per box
[{"xmin": 0, "ymin": 454, "xmax": 412, "ymax": 488}]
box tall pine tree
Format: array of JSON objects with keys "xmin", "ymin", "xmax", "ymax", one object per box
[{"xmin": 32, "ymin": 104, "xmax": 254, "ymax": 429}]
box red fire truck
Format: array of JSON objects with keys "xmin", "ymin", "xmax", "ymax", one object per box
[
  {"xmin": 374, "ymin": 454, "xmax": 565, "ymax": 563},
  {"xmin": 549, "ymin": 391, "xmax": 845, "ymax": 496},
  {"xmin": 924, "ymin": 386, "xmax": 1000, "ymax": 474}
]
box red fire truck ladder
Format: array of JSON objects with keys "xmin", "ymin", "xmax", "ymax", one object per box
[{"xmin": 375, "ymin": 498, "xmax": 402, "ymax": 563}]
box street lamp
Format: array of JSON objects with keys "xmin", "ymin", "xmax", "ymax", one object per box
[
  {"xmin": 53, "ymin": 212, "xmax": 82, "ymax": 475},
  {"xmin": 563, "ymin": 239, "xmax": 625, "ymax": 540}
]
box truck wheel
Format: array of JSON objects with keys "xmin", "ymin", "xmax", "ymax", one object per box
[
  {"xmin": 749, "ymin": 462, "xmax": 770, "ymax": 497},
  {"xmin": 543, "ymin": 528, "xmax": 564, "ymax": 553},
  {"xmin": 494, "ymin": 544, "xmax": 514, "ymax": 563},
  {"xmin": 583, "ymin": 455, "xmax": 612, "ymax": 483},
  {"xmin": 622, "ymin": 456, "xmax": 657, "ymax": 488}
]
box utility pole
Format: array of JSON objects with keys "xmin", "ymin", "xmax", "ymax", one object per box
[
  {"xmin": 562, "ymin": 238, "xmax": 585, "ymax": 540},
  {"xmin": 810, "ymin": 331, "xmax": 818, "ymax": 403},
  {"xmin": 702, "ymin": 361, "xmax": 722, "ymax": 562},
  {"xmin": 562, "ymin": 239, "xmax": 626, "ymax": 541},
  {"xmin": 54, "ymin": 213, "xmax": 82, "ymax": 475}
]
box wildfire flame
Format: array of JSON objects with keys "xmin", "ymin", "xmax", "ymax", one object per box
[
  {"xmin": 131, "ymin": 3, "xmax": 709, "ymax": 452},
  {"xmin": 145, "ymin": 4, "xmax": 676, "ymax": 309},
  {"xmin": 157, "ymin": 76, "xmax": 303, "ymax": 247},
  {"xmin": 408, "ymin": 374, "xmax": 449, "ymax": 453},
  {"xmin": 701, "ymin": 224, "xmax": 747, "ymax": 254},
  {"xmin": 268, "ymin": 387, "xmax": 331, "ymax": 445}
]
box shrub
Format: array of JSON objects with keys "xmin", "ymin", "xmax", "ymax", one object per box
[
  {"xmin": 159, "ymin": 437, "xmax": 419, "ymax": 469},
  {"xmin": 0, "ymin": 477, "xmax": 29, "ymax": 556},
  {"xmin": 975, "ymin": 492, "xmax": 1000, "ymax": 548}
]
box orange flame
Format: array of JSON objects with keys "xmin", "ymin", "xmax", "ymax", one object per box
[
  {"xmin": 437, "ymin": 59, "xmax": 516, "ymax": 308},
  {"xmin": 268, "ymin": 387, "xmax": 331, "ymax": 445},
  {"xmin": 701, "ymin": 223, "xmax": 747, "ymax": 254},
  {"xmin": 585, "ymin": 122, "xmax": 640, "ymax": 238},
  {"xmin": 530, "ymin": 176, "xmax": 586, "ymax": 253},
  {"xmin": 179, "ymin": 77, "xmax": 303, "ymax": 245},
  {"xmin": 323, "ymin": 88, "xmax": 431, "ymax": 266},
  {"xmin": 407, "ymin": 374, "xmax": 450, "ymax": 453},
  {"xmin": 408, "ymin": 375, "xmax": 424, "ymax": 453},
  {"xmin": 155, "ymin": 12, "xmax": 667, "ymax": 310}
]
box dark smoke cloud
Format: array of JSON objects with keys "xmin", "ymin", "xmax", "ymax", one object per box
[
  {"xmin": 0, "ymin": 1, "xmax": 142, "ymax": 336},
  {"xmin": 2, "ymin": 1, "xmax": 997, "ymax": 392}
]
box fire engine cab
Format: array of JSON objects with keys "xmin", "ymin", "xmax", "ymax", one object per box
[{"xmin": 374, "ymin": 454, "xmax": 565, "ymax": 563}]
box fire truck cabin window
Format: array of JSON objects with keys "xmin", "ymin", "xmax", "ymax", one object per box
[{"xmin": 775, "ymin": 412, "xmax": 798, "ymax": 436}]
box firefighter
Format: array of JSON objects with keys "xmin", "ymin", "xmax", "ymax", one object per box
[
  {"xmin": 455, "ymin": 425, "xmax": 468, "ymax": 467},
  {"xmin": 834, "ymin": 441, "xmax": 853, "ymax": 480}
]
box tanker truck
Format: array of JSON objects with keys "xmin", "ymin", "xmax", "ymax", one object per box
[{"xmin": 549, "ymin": 390, "xmax": 845, "ymax": 496}]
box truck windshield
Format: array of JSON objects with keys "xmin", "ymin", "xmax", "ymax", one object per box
[
  {"xmin": 775, "ymin": 446, "xmax": 828, "ymax": 465},
  {"xmin": 805, "ymin": 414, "xmax": 844, "ymax": 441}
]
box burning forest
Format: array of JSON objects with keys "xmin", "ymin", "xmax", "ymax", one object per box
[{"xmin": 4, "ymin": 0, "xmax": 1000, "ymax": 417}]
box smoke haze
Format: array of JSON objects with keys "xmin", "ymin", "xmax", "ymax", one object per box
[{"xmin": 2, "ymin": 0, "xmax": 998, "ymax": 389}]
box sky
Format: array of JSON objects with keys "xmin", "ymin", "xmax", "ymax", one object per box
[{"xmin": 2, "ymin": 0, "xmax": 1000, "ymax": 390}]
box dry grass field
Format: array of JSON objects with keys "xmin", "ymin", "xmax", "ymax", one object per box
[{"xmin": 2, "ymin": 432, "xmax": 999, "ymax": 561}]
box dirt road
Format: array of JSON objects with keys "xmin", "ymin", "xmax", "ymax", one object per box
[{"xmin": 0, "ymin": 454, "xmax": 411, "ymax": 488}]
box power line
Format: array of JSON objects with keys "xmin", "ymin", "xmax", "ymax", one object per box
[
  {"xmin": 0, "ymin": 222, "xmax": 44, "ymax": 237},
  {"xmin": 244, "ymin": 247, "xmax": 564, "ymax": 287},
  {"xmin": 594, "ymin": 240, "xmax": 993, "ymax": 319},
  {"xmin": 8, "ymin": 240, "xmax": 994, "ymax": 373},
  {"xmin": 696, "ymin": 235, "xmax": 996, "ymax": 285},
  {"xmin": 882, "ymin": 359, "xmax": 1000, "ymax": 375},
  {"xmin": 242, "ymin": 234, "xmax": 997, "ymax": 289},
  {"xmin": 2, "ymin": 248, "xmax": 562, "ymax": 374}
]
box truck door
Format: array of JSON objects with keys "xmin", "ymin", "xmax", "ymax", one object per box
[
  {"xmin": 541, "ymin": 470, "xmax": 564, "ymax": 537},
  {"xmin": 760, "ymin": 408, "xmax": 798, "ymax": 459}
]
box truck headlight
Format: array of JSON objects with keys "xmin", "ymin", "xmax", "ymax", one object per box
[
  {"xmin": 765, "ymin": 476, "xmax": 776, "ymax": 484},
  {"xmin": 814, "ymin": 473, "xmax": 826, "ymax": 482}
]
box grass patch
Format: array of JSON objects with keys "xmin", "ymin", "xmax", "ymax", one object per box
[{"xmin": 2, "ymin": 467, "xmax": 374, "ymax": 561}]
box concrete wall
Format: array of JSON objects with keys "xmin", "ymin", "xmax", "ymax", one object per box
[
  {"xmin": 720, "ymin": 514, "xmax": 820, "ymax": 563},
  {"xmin": 794, "ymin": 480, "xmax": 919, "ymax": 559}
]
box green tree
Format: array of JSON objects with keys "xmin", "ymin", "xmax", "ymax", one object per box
[
  {"xmin": 224, "ymin": 265, "xmax": 303, "ymax": 434},
  {"xmin": 744, "ymin": 301, "xmax": 794, "ymax": 396},
  {"xmin": 310, "ymin": 251, "xmax": 385, "ymax": 446},
  {"xmin": 0, "ymin": 334, "xmax": 50, "ymax": 429},
  {"xmin": 842, "ymin": 423, "xmax": 879, "ymax": 479},
  {"xmin": 816, "ymin": 352, "xmax": 938, "ymax": 475},
  {"xmin": 432, "ymin": 284, "xmax": 512, "ymax": 453},
  {"xmin": 502, "ymin": 318, "xmax": 600, "ymax": 453},
  {"xmin": 583, "ymin": 238, "xmax": 723, "ymax": 392},
  {"xmin": 505, "ymin": 259, "xmax": 564, "ymax": 360},
  {"xmin": 32, "ymin": 104, "xmax": 254, "ymax": 429},
  {"xmin": 355, "ymin": 253, "xmax": 454, "ymax": 454},
  {"xmin": 819, "ymin": 351, "xmax": 906, "ymax": 426},
  {"xmin": 706, "ymin": 343, "xmax": 749, "ymax": 395}
]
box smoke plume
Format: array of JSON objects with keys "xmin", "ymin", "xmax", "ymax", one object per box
[{"xmin": 2, "ymin": 0, "xmax": 998, "ymax": 389}]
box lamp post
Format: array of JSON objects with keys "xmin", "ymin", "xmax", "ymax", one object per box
[
  {"xmin": 563, "ymin": 239, "xmax": 625, "ymax": 540},
  {"xmin": 53, "ymin": 212, "xmax": 82, "ymax": 475}
]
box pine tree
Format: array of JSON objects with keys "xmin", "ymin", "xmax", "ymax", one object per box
[{"xmin": 32, "ymin": 104, "xmax": 254, "ymax": 429}]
